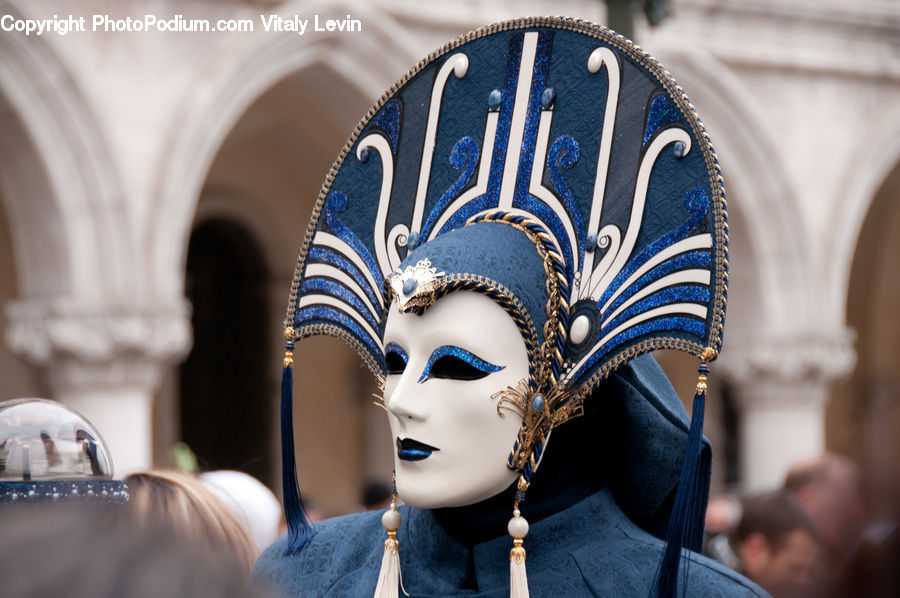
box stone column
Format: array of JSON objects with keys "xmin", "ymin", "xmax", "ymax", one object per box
[
  {"xmin": 720, "ymin": 331, "xmax": 855, "ymax": 493},
  {"xmin": 5, "ymin": 299, "xmax": 192, "ymax": 474}
]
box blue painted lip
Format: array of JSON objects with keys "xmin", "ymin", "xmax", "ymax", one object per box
[{"xmin": 397, "ymin": 437, "xmax": 439, "ymax": 461}]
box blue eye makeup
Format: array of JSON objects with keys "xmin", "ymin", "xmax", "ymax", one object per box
[
  {"xmin": 418, "ymin": 345, "xmax": 504, "ymax": 383},
  {"xmin": 384, "ymin": 342, "xmax": 408, "ymax": 375}
]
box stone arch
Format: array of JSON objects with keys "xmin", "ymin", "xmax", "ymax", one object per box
[
  {"xmin": 0, "ymin": 0, "xmax": 128, "ymax": 301},
  {"xmin": 148, "ymin": 3, "xmax": 419, "ymax": 301},
  {"xmin": 655, "ymin": 49, "xmax": 814, "ymax": 335},
  {"xmin": 829, "ymin": 152, "xmax": 900, "ymax": 516},
  {"xmin": 828, "ymin": 106, "xmax": 900, "ymax": 326}
]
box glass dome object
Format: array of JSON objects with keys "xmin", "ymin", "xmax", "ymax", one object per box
[{"xmin": 0, "ymin": 398, "xmax": 114, "ymax": 482}]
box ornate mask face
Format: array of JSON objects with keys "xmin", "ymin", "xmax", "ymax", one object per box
[{"xmin": 383, "ymin": 291, "xmax": 528, "ymax": 508}]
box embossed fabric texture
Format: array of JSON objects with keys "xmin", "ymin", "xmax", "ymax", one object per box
[
  {"xmin": 398, "ymin": 222, "xmax": 550, "ymax": 338},
  {"xmin": 253, "ymin": 488, "xmax": 765, "ymax": 597}
]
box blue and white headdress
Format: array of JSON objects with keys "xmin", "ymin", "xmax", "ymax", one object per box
[{"xmin": 280, "ymin": 17, "xmax": 726, "ymax": 598}]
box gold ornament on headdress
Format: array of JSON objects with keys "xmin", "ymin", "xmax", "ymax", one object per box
[{"xmin": 387, "ymin": 258, "xmax": 446, "ymax": 312}]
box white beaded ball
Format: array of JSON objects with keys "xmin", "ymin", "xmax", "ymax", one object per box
[
  {"xmin": 382, "ymin": 508, "xmax": 402, "ymax": 531},
  {"xmin": 507, "ymin": 515, "xmax": 529, "ymax": 539}
]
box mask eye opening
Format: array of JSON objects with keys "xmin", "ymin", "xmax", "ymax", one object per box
[
  {"xmin": 385, "ymin": 342, "xmax": 408, "ymax": 375},
  {"xmin": 419, "ymin": 346, "xmax": 504, "ymax": 383}
]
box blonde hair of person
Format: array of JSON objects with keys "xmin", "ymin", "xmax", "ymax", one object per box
[{"xmin": 124, "ymin": 470, "xmax": 257, "ymax": 574}]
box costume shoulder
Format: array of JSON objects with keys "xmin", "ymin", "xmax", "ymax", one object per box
[
  {"xmin": 252, "ymin": 509, "xmax": 387, "ymax": 598},
  {"xmin": 568, "ymin": 497, "xmax": 768, "ymax": 598},
  {"xmin": 572, "ymin": 541, "xmax": 766, "ymax": 597}
]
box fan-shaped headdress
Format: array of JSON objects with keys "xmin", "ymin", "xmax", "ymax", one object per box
[{"xmin": 280, "ymin": 17, "xmax": 726, "ymax": 598}]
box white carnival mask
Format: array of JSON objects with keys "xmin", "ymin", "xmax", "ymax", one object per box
[{"xmin": 383, "ymin": 291, "xmax": 528, "ymax": 508}]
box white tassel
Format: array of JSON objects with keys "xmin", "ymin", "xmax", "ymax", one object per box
[
  {"xmin": 374, "ymin": 506, "xmax": 402, "ymax": 598},
  {"xmin": 508, "ymin": 510, "xmax": 530, "ymax": 598}
]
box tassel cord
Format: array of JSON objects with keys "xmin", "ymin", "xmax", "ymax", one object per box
[
  {"xmin": 509, "ymin": 476, "xmax": 531, "ymax": 598},
  {"xmin": 653, "ymin": 361, "xmax": 709, "ymax": 598},
  {"xmin": 374, "ymin": 475, "xmax": 409, "ymax": 598},
  {"xmin": 281, "ymin": 335, "xmax": 313, "ymax": 554}
]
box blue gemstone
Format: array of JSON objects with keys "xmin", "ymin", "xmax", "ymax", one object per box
[
  {"xmin": 358, "ymin": 147, "xmax": 370, "ymax": 163},
  {"xmin": 407, "ymin": 231, "xmax": 420, "ymax": 249},
  {"xmin": 402, "ymin": 278, "xmax": 417, "ymax": 295},
  {"xmin": 531, "ymin": 394, "xmax": 545, "ymax": 412},
  {"xmin": 585, "ymin": 233, "xmax": 598, "ymax": 252},
  {"xmin": 541, "ymin": 87, "xmax": 555, "ymax": 109},
  {"xmin": 673, "ymin": 141, "xmax": 685, "ymax": 159},
  {"xmin": 488, "ymin": 89, "xmax": 502, "ymax": 111}
]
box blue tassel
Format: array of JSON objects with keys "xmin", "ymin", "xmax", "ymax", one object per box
[
  {"xmin": 281, "ymin": 345, "xmax": 313, "ymax": 554},
  {"xmin": 653, "ymin": 362, "xmax": 709, "ymax": 598}
]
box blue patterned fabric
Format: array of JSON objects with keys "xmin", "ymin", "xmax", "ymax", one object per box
[
  {"xmin": 399, "ymin": 222, "xmax": 550, "ymax": 338},
  {"xmin": 254, "ymin": 488, "xmax": 765, "ymax": 598}
]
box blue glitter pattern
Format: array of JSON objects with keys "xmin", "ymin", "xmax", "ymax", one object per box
[
  {"xmin": 418, "ymin": 345, "xmax": 504, "ymax": 383},
  {"xmin": 372, "ymin": 100, "xmax": 401, "ymax": 153},
  {"xmin": 421, "ymin": 136, "xmax": 479, "ymax": 239},
  {"xmin": 299, "ymin": 277, "xmax": 380, "ymax": 330},
  {"xmin": 306, "ymin": 247, "xmax": 382, "ymax": 309},
  {"xmin": 597, "ymin": 188, "xmax": 709, "ymax": 309},
  {"xmin": 384, "ymin": 342, "xmax": 408, "ymax": 365},
  {"xmin": 577, "ymin": 316, "xmax": 708, "ymax": 378},
  {"xmin": 643, "ymin": 95, "xmax": 681, "ymax": 148},
  {"xmin": 547, "ymin": 134, "xmax": 586, "ymax": 267},
  {"xmin": 509, "ymin": 32, "xmax": 581, "ymax": 278},
  {"xmin": 512, "ymin": 31, "xmax": 553, "ymax": 204},
  {"xmin": 324, "ymin": 191, "xmax": 385, "ymax": 290},
  {"xmin": 437, "ymin": 32, "xmax": 524, "ymax": 235},
  {"xmin": 602, "ymin": 250, "xmax": 712, "ymax": 319},
  {"xmin": 601, "ymin": 285, "xmax": 710, "ymax": 334}
]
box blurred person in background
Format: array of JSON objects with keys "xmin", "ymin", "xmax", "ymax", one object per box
[
  {"xmin": 0, "ymin": 506, "xmax": 269, "ymax": 598},
  {"xmin": 200, "ymin": 469, "xmax": 287, "ymax": 557},
  {"xmin": 783, "ymin": 453, "xmax": 867, "ymax": 567},
  {"xmin": 123, "ymin": 469, "xmax": 257, "ymax": 574},
  {"xmin": 826, "ymin": 522, "xmax": 900, "ymax": 598},
  {"xmin": 732, "ymin": 490, "xmax": 820, "ymax": 597},
  {"xmin": 704, "ymin": 491, "xmax": 743, "ymax": 570}
]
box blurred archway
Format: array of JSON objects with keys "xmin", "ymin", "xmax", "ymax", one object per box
[
  {"xmin": 831, "ymin": 160, "xmax": 900, "ymax": 519},
  {"xmin": 180, "ymin": 218, "xmax": 272, "ymax": 485}
]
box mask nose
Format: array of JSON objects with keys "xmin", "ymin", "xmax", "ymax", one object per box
[{"xmin": 386, "ymin": 368, "xmax": 427, "ymax": 421}]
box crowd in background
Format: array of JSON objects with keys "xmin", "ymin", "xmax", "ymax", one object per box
[
  {"xmin": 2, "ymin": 428, "xmax": 898, "ymax": 597},
  {"xmin": 703, "ymin": 453, "xmax": 899, "ymax": 597}
]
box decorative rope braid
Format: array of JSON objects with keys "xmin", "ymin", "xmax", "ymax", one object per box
[
  {"xmin": 465, "ymin": 211, "xmax": 571, "ymax": 389},
  {"xmin": 293, "ymin": 322, "xmax": 385, "ymax": 380},
  {"xmin": 458, "ymin": 211, "xmax": 580, "ymax": 487},
  {"xmin": 508, "ymin": 426, "xmax": 546, "ymax": 484}
]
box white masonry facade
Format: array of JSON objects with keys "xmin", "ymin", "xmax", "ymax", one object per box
[{"xmin": 0, "ymin": 0, "xmax": 898, "ymax": 514}]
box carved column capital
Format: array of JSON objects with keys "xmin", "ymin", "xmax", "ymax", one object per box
[
  {"xmin": 718, "ymin": 329, "xmax": 857, "ymax": 409},
  {"xmin": 4, "ymin": 299, "xmax": 192, "ymax": 392}
]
